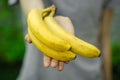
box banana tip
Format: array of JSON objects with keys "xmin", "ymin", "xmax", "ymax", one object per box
[{"xmin": 98, "ymin": 53, "xmax": 101, "ymax": 57}]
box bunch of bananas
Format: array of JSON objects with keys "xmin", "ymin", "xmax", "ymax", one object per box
[{"xmin": 27, "ymin": 5, "xmax": 101, "ymax": 61}]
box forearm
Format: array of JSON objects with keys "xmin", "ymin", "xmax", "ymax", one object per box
[
  {"xmin": 20, "ymin": 0, "xmax": 44, "ymax": 15},
  {"xmin": 100, "ymin": 8, "xmax": 114, "ymax": 80}
]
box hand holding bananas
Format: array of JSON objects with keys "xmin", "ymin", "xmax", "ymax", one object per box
[
  {"xmin": 27, "ymin": 5, "xmax": 101, "ymax": 62},
  {"xmin": 26, "ymin": 6, "xmax": 75, "ymax": 71}
]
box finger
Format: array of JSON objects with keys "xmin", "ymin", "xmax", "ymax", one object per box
[
  {"xmin": 43, "ymin": 55, "xmax": 51, "ymax": 68},
  {"xmin": 25, "ymin": 34, "xmax": 32, "ymax": 43},
  {"xmin": 50, "ymin": 59, "xmax": 58, "ymax": 68},
  {"xmin": 65, "ymin": 61, "xmax": 69, "ymax": 64},
  {"xmin": 58, "ymin": 62, "xmax": 64, "ymax": 71}
]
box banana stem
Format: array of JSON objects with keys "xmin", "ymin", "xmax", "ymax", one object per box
[
  {"xmin": 41, "ymin": 7, "xmax": 51, "ymax": 18},
  {"xmin": 49, "ymin": 5, "xmax": 56, "ymax": 17},
  {"xmin": 41, "ymin": 5, "xmax": 56, "ymax": 18}
]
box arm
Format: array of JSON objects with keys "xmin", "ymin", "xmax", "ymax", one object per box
[
  {"xmin": 20, "ymin": 0, "xmax": 44, "ymax": 15},
  {"xmin": 99, "ymin": 8, "xmax": 114, "ymax": 80}
]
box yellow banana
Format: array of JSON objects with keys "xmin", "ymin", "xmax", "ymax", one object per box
[
  {"xmin": 28, "ymin": 28, "xmax": 76, "ymax": 61},
  {"xmin": 44, "ymin": 6, "xmax": 101, "ymax": 58},
  {"xmin": 27, "ymin": 6, "xmax": 71, "ymax": 51}
]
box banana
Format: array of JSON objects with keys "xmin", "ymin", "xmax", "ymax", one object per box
[
  {"xmin": 44, "ymin": 6, "xmax": 101, "ymax": 58},
  {"xmin": 27, "ymin": 6, "xmax": 71, "ymax": 51},
  {"xmin": 28, "ymin": 28, "xmax": 76, "ymax": 61}
]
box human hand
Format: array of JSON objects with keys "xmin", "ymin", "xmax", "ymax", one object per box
[{"xmin": 25, "ymin": 16, "xmax": 75, "ymax": 71}]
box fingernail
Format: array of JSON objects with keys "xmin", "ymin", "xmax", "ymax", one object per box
[
  {"xmin": 58, "ymin": 67, "xmax": 63, "ymax": 72},
  {"xmin": 58, "ymin": 69, "xmax": 62, "ymax": 72}
]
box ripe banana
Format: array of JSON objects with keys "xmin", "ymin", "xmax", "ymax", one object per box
[
  {"xmin": 27, "ymin": 7, "xmax": 71, "ymax": 51},
  {"xmin": 44, "ymin": 6, "xmax": 101, "ymax": 58},
  {"xmin": 28, "ymin": 28, "xmax": 76, "ymax": 61}
]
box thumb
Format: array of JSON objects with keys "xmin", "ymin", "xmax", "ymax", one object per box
[
  {"xmin": 25, "ymin": 34, "xmax": 32, "ymax": 43},
  {"xmin": 54, "ymin": 16, "xmax": 75, "ymax": 35}
]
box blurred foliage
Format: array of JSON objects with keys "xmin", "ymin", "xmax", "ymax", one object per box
[
  {"xmin": 112, "ymin": 42, "xmax": 120, "ymax": 66},
  {"xmin": 0, "ymin": 62, "xmax": 21, "ymax": 80},
  {"xmin": 112, "ymin": 42, "xmax": 120, "ymax": 80},
  {"xmin": 0, "ymin": 0, "xmax": 25, "ymax": 63},
  {"xmin": 111, "ymin": 9, "xmax": 120, "ymax": 80}
]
